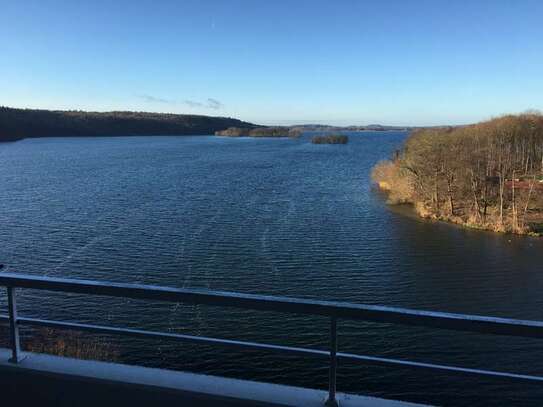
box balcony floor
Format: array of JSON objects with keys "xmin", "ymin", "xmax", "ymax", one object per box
[{"xmin": 0, "ymin": 348, "xmax": 428, "ymax": 406}]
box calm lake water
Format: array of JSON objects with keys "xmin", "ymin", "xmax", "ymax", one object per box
[{"xmin": 1, "ymin": 133, "xmax": 543, "ymax": 406}]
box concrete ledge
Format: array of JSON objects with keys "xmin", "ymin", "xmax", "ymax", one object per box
[{"xmin": 0, "ymin": 348, "xmax": 427, "ymax": 406}]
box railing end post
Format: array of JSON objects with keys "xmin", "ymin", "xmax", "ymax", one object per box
[{"xmin": 7, "ymin": 286, "xmax": 22, "ymax": 363}]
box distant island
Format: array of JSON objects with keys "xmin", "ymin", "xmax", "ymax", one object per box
[
  {"xmin": 372, "ymin": 113, "xmax": 543, "ymax": 236},
  {"xmin": 0, "ymin": 107, "xmax": 254, "ymax": 142},
  {"xmin": 215, "ymin": 126, "xmax": 301, "ymax": 138},
  {"xmin": 311, "ymin": 134, "xmax": 349, "ymax": 144}
]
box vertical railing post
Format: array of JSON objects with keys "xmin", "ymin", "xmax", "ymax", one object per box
[
  {"xmin": 325, "ymin": 317, "xmax": 338, "ymax": 407},
  {"xmin": 7, "ymin": 286, "xmax": 22, "ymax": 363}
]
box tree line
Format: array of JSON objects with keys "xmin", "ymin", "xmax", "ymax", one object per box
[{"xmin": 0, "ymin": 107, "xmax": 254, "ymax": 142}]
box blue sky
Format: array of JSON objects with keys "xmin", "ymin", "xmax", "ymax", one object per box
[{"xmin": 1, "ymin": 0, "xmax": 542, "ymax": 126}]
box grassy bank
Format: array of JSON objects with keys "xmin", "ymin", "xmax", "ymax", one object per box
[{"xmin": 0, "ymin": 325, "xmax": 118, "ymax": 361}]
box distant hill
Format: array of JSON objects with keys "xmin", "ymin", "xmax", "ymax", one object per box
[
  {"xmin": 289, "ymin": 124, "xmax": 413, "ymax": 132},
  {"xmin": 0, "ymin": 107, "xmax": 255, "ymax": 142}
]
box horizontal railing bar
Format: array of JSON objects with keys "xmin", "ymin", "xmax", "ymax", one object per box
[
  {"xmin": 1, "ymin": 273, "xmax": 543, "ymax": 338},
  {"xmin": 336, "ymin": 353, "xmax": 543, "ymax": 383},
  {"xmin": 2, "ymin": 315, "xmax": 542, "ymax": 383}
]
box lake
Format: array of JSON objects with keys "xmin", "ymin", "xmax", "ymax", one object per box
[{"xmin": 1, "ymin": 133, "xmax": 542, "ymax": 406}]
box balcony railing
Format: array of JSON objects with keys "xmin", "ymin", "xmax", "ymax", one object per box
[{"xmin": 1, "ymin": 272, "xmax": 543, "ymax": 406}]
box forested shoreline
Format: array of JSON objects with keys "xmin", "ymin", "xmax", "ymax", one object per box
[
  {"xmin": 372, "ymin": 113, "xmax": 543, "ymax": 235},
  {"xmin": 0, "ymin": 107, "xmax": 254, "ymax": 142}
]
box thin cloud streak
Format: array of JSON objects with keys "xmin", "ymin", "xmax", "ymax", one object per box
[
  {"xmin": 137, "ymin": 94, "xmax": 174, "ymax": 104},
  {"xmin": 137, "ymin": 94, "xmax": 224, "ymax": 110},
  {"xmin": 184, "ymin": 100, "xmax": 203, "ymax": 108},
  {"xmin": 206, "ymin": 98, "xmax": 223, "ymax": 109}
]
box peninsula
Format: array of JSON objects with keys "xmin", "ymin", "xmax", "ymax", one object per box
[{"xmin": 372, "ymin": 113, "xmax": 543, "ymax": 235}]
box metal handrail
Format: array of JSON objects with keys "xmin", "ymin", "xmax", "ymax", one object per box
[{"xmin": 1, "ymin": 272, "xmax": 543, "ymax": 406}]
